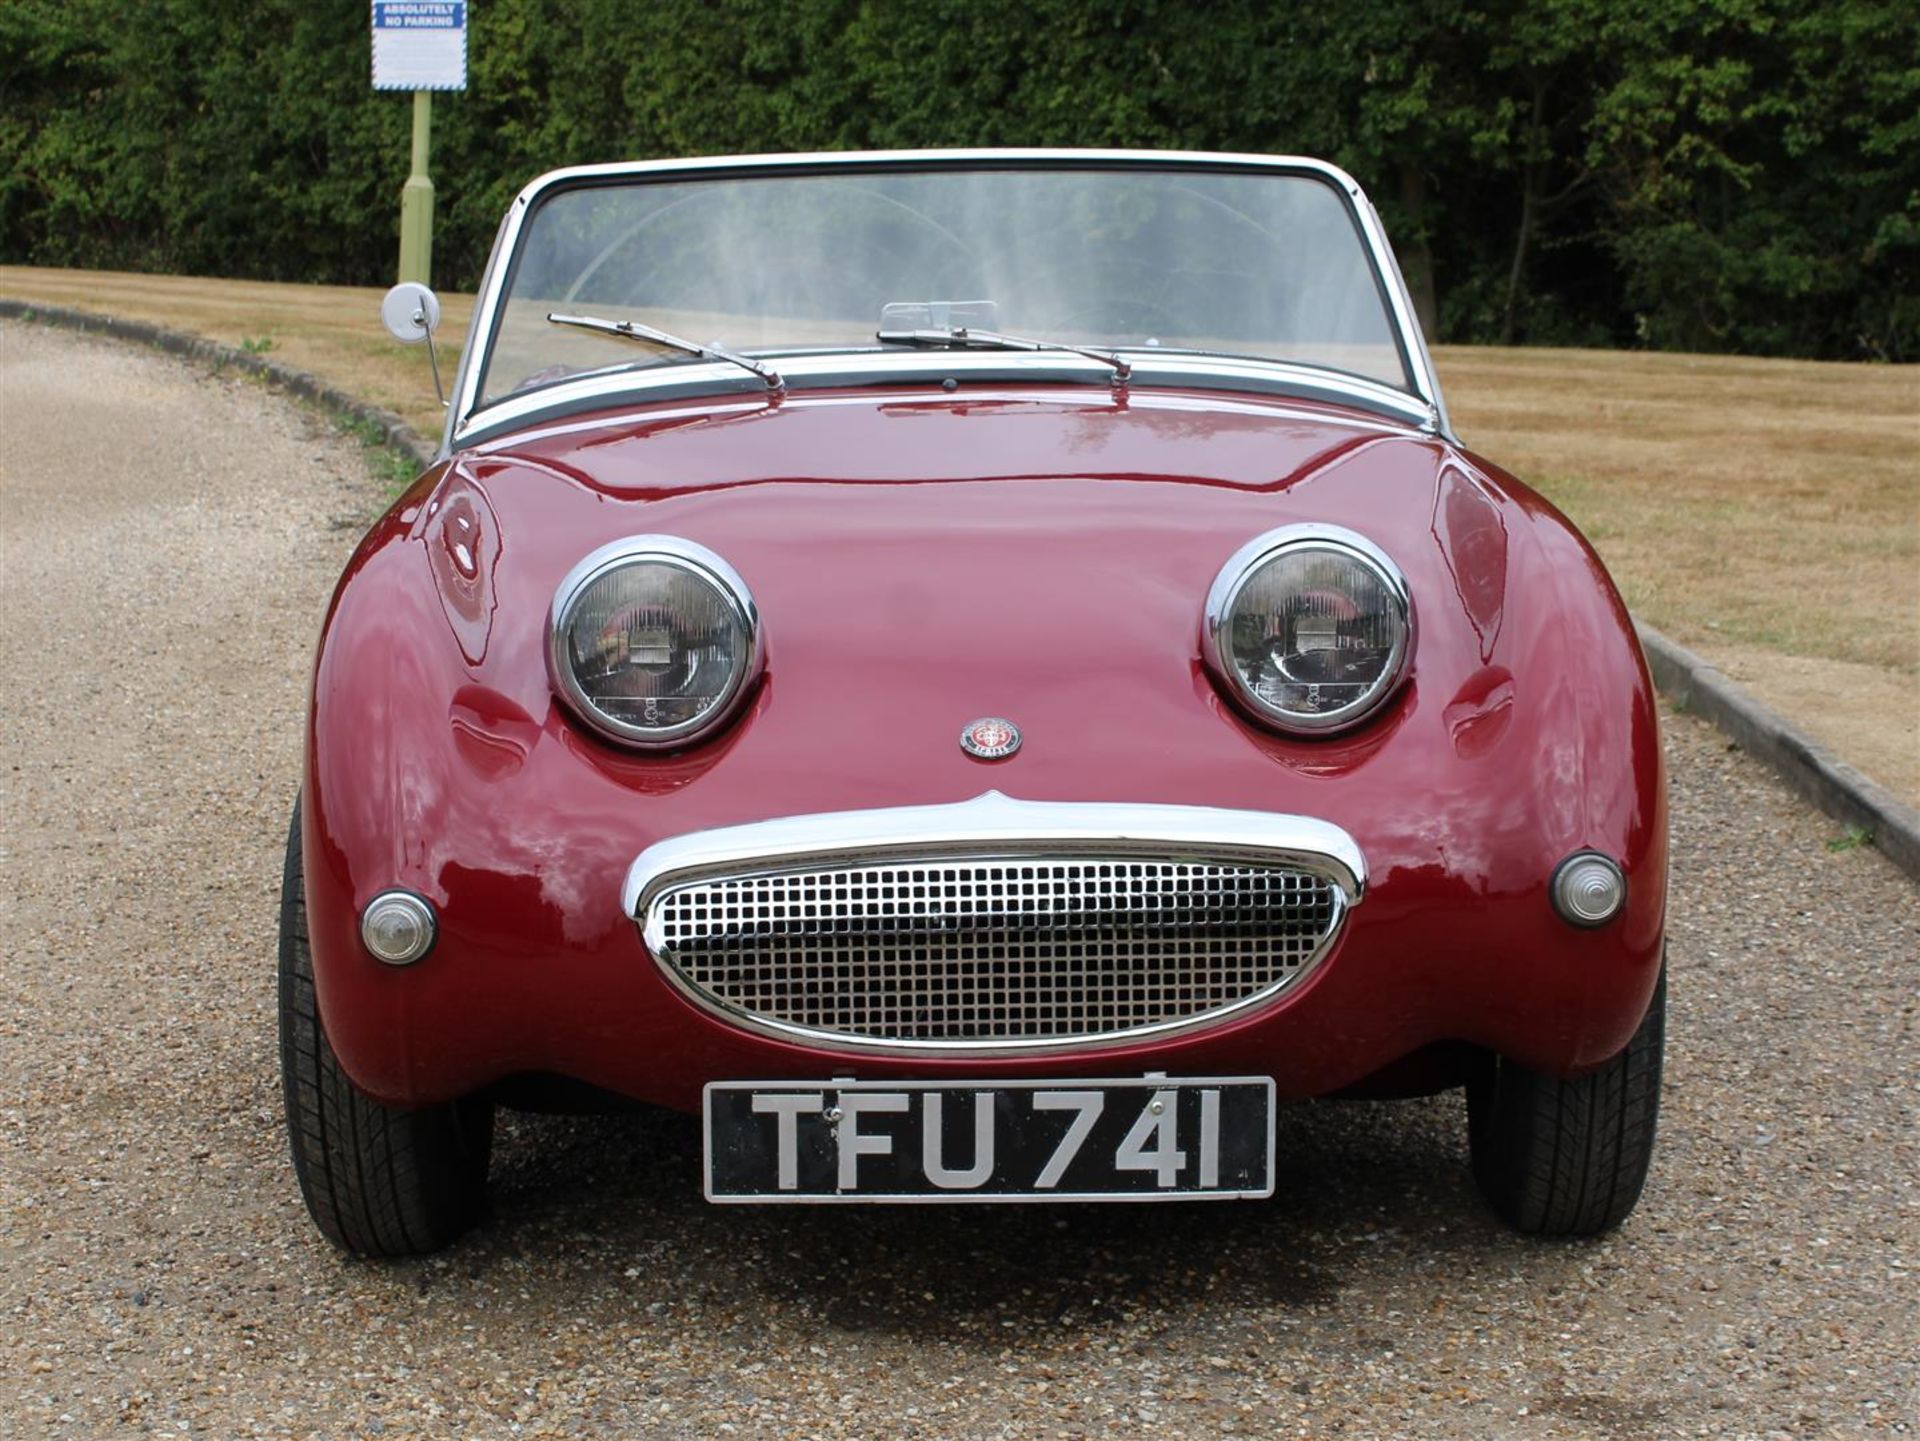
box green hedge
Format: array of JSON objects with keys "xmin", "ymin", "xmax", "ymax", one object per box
[{"xmin": 3, "ymin": 0, "xmax": 1914, "ymax": 358}]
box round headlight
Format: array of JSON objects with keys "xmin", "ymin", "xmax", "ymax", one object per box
[
  {"xmin": 1204, "ymin": 524, "xmax": 1412, "ymax": 735},
  {"xmin": 548, "ymin": 536, "xmax": 762, "ymax": 748}
]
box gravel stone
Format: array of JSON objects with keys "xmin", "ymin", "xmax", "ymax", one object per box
[{"xmin": 2, "ymin": 320, "xmax": 1916, "ymax": 1438}]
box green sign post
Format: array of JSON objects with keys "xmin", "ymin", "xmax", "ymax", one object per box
[
  {"xmin": 371, "ymin": 2, "xmax": 468, "ymax": 288},
  {"xmin": 399, "ymin": 91, "xmax": 435, "ymax": 285}
]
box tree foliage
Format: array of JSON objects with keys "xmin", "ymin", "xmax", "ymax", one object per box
[{"xmin": 2, "ymin": 0, "xmax": 1912, "ymax": 358}]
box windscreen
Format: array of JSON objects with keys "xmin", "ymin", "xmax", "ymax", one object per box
[{"xmin": 480, "ymin": 166, "xmax": 1411, "ymax": 405}]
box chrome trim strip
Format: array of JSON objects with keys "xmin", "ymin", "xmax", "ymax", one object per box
[
  {"xmin": 625, "ymin": 792, "xmax": 1368, "ymax": 914},
  {"xmin": 456, "ymin": 349, "xmax": 1434, "ymax": 451},
  {"xmin": 1202, "ymin": 523, "xmax": 1417, "ymax": 736},
  {"xmin": 624, "ymin": 792, "xmax": 1366, "ymax": 1057},
  {"xmin": 477, "ymin": 386, "xmax": 1405, "ymax": 456},
  {"xmin": 442, "ymin": 149, "xmax": 1453, "ymax": 453}
]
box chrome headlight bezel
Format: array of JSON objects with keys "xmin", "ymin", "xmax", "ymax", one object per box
[
  {"xmin": 1203, "ymin": 523, "xmax": 1414, "ymax": 736},
  {"xmin": 547, "ymin": 535, "xmax": 764, "ymax": 750}
]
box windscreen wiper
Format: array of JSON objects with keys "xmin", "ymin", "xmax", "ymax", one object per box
[
  {"xmin": 876, "ymin": 325, "xmax": 1131, "ymax": 384},
  {"xmin": 546, "ymin": 312, "xmax": 784, "ymax": 394}
]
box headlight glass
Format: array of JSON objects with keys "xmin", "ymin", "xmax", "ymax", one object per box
[
  {"xmin": 549, "ymin": 537, "xmax": 761, "ymax": 747},
  {"xmin": 1205, "ymin": 525, "xmax": 1412, "ymax": 734}
]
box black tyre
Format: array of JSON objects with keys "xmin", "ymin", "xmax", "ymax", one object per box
[
  {"xmin": 278, "ymin": 805, "xmax": 494, "ymax": 1256},
  {"xmin": 1468, "ymin": 967, "xmax": 1665, "ymax": 1236}
]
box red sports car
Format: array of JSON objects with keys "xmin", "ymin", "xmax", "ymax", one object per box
[{"xmin": 283, "ymin": 151, "xmax": 1666, "ymax": 1256}]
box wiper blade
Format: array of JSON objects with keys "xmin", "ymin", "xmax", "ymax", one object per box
[
  {"xmin": 876, "ymin": 325, "xmax": 1131, "ymax": 383},
  {"xmin": 546, "ymin": 312, "xmax": 783, "ymax": 393}
]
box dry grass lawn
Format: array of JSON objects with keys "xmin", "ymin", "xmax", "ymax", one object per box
[
  {"xmin": 1441, "ymin": 345, "xmax": 1918, "ymax": 801},
  {"xmin": 0, "ymin": 266, "xmax": 474, "ymax": 441},
  {"xmin": 4, "ymin": 265, "xmax": 1915, "ymax": 802}
]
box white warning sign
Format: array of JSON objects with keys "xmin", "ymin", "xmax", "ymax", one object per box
[{"xmin": 372, "ymin": 1, "xmax": 468, "ymax": 91}]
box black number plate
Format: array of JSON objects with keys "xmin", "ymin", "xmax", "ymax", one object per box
[{"xmin": 704, "ymin": 1077, "xmax": 1274, "ymax": 1203}]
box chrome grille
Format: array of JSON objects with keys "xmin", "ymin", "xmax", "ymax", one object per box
[{"xmin": 647, "ymin": 855, "xmax": 1344, "ymax": 1049}]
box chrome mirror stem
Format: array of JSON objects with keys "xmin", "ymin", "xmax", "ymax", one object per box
[{"xmin": 419, "ymin": 310, "xmax": 446, "ymax": 407}]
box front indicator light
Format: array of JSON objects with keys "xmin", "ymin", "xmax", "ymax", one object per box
[
  {"xmin": 1551, "ymin": 852, "xmax": 1626, "ymax": 928},
  {"xmin": 361, "ymin": 890, "xmax": 437, "ymax": 965}
]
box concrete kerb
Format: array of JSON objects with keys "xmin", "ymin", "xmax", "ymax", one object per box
[
  {"xmin": 1639, "ymin": 624, "xmax": 1919, "ymax": 877},
  {"xmin": 7, "ymin": 295, "xmax": 1914, "ymax": 880},
  {"xmin": 0, "ymin": 298, "xmax": 437, "ymax": 470}
]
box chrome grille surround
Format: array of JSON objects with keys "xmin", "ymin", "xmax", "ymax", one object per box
[{"xmin": 625, "ymin": 793, "xmax": 1365, "ymax": 1056}]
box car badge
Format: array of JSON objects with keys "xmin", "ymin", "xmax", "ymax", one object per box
[{"xmin": 959, "ymin": 717, "xmax": 1021, "ymax": 760}]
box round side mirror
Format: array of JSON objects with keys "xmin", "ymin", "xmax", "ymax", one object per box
[{"xmin": 380, "ymin": 282, "xmax": 441, "ymax": 345}]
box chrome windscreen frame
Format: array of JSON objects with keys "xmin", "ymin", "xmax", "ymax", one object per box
[
  {"xmin": 622, "ymin": 792, "xmax": 1368, "ymax": 1057},
  {"xmin": 439, "ymin": 149, "xmax": 1454, "ymax": 456}
]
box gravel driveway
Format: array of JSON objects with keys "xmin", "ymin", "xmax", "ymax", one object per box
[{"xmin": 2, "ymin": 320, "xmax": 1915, "ymax": 1439}]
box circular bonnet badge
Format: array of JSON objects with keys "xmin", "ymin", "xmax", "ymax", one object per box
[{"xmin": 959, "ymin": 717, "xmax": 1022, "ymax": 760}]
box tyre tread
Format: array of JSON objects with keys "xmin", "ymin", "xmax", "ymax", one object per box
[
  {"xmin": 1469, "ymin": 968, "xmax": 1665, "ymax": 1236},
  {"xmin": 278, "ymin": 804, "xmax": 491, "ymax": 1257}
]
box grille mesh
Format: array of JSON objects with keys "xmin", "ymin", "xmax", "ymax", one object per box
[{"xmin": 649, "ymin": 856, "xmax": 1342, "ymax": 1046}]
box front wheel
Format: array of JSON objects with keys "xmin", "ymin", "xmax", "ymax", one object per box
[
  {"xmin": 1468, "ymin": 967, "xmax": 1665, "ymax": 1236},
  {"xmin": 278, "ymin": 805, "xmax": 494, "ymax": 1256}
]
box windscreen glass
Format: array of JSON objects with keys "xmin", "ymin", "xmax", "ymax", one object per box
[{"xmin": 480, "ymin": 167, "xmax": 1411, "ymax": 405}]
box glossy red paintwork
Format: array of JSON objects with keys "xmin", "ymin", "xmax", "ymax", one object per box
[{"xmin": 302, "ymin": 382, "xmax": 1666, "ymax": 1110}]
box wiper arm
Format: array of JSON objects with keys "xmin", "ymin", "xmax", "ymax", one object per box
[
  {"xmin": 546, "ymin": 312, "xmax": 784, "ymax": 394},
  {"xmin": 876, "ymin": 325, "xmax": 1131, "ymax": 384}
]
